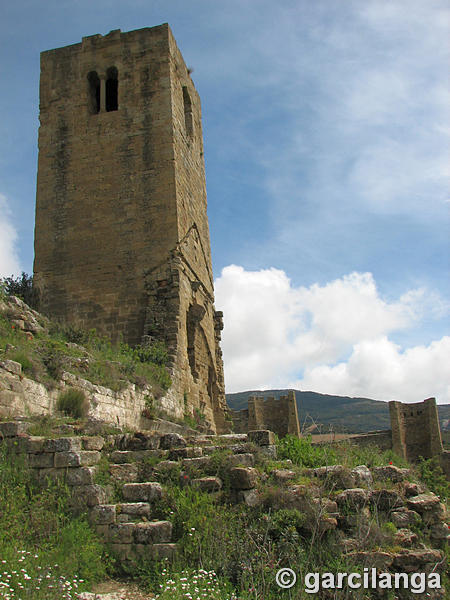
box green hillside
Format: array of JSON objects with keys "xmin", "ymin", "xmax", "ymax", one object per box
[{"xmin": 226, "ymin": 389, "xmax": 450, "ymax": 434}]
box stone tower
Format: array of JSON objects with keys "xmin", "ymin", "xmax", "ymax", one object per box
[
  {"xmin": 389, "ymin": 397, "xmax": 443, "ymax": 462},
  {"xmin": 33, "ymin": 25, "xmax": 229, "ymax": 433}
]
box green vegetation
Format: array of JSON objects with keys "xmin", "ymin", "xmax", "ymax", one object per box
[
  {"xmin": 57, "ymin": 388, "xmax": 89, "ymax": 419},
  {"xmin": 0, "ymin": 446, "xmax": 107, "ymax": 599},
  {"xmin": 277, "ymin": 434, "xmax": 409, "ymax": 469},
  {"xmin": 0, "ymin": 272, "xmax": 37, "ymax": 309},
  {"xmin": 418, "ymin": 456, "xmax": 450, "ymax": 501},
  {"xmin": 0, "ymin": 283, "xmax": 171, "ymax": 394}
]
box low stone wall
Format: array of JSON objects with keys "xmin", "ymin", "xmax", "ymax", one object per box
[
  {"xmin": 0, "ymin": 360, "xmax": 182, "ymax": 431},
  {"xmin": 347, "ymin": 430, "xmax": 393, "ymax": 451}
]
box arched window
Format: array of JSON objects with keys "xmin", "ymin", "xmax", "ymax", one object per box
[
  {"xmin": 105, "ymin": 67, "xmax": 118, "ymax": 112},
  {"xmin": 87, "ymin": 71, "xmax": 100, "ymax": 114},
  {"xmin": 182, "ymin": 86, "xmax": 193, "ymax": 136}
]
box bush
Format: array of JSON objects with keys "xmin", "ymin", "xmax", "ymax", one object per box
[
  {"xmin": 0, "ymin": 272, "xmax": 38, "ymax": 309},
  {"xmin": 417, "ymin": 457, "xmax": 450, "ymax": 501},
  {"xmin": 56, "ymin": 388, "xmax": 89, "ymax": 419}
]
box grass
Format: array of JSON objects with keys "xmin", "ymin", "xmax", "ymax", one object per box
[
  {"xmin": 0, "ymin": 445, "xmax": 108, "ymax": 599},
  {"xmin": 277, "ymin": 434, "xmax": 409, "ymax": 470},
  {"xmin": 0, "ymin": 298, "xmax": 171, "ymax": 394}
]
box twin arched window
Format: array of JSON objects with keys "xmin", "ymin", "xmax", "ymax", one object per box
[{"xmin": 88, "ymin": 67, "xmax": 118, "ymax": 114}]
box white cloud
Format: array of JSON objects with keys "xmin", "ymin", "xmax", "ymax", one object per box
[
  {"xmin": 0, "ymin": 194, "xmax": 21, "ymax": 277},
  {"xmin": 215, "ymin": 265, "xmax": 450, "ymax": 402}
]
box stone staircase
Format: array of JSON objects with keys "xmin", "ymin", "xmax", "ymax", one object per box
[
  {"xmin": 1, "ymin": 419, "xmax": 448, "ymax": 590},
  {"xmin": 0, "ymin": 421, "xmax": 275, "ymax": 565}
]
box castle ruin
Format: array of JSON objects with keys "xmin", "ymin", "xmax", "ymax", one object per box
[
  {"xmin": 231, "ymin": 391, "xmax": 300, "ymax": 438},
  {"xmin": 33, "ymin": 25, "xmax": 229, "ymax": 433},
  {"xmin": 389, "ymin": 397, "xmax": 443, "ymax": 462}
]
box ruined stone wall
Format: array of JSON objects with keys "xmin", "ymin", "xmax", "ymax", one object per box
[
  {"xmin": 231, "ymin": 391, "xmax": 300, "ymax": 438},
  {"xmin": 389, "ymin": 398, "xmax": 443, "ymax": 462},
  {"xmin": 33, "ymin": 25, "xmax": 228, "ymax": 432}
]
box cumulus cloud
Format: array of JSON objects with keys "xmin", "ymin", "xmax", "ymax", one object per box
[
  {"xmin": 0, "ymin": 194, "xmax": 21, "ymax": 277},
  {"xmin": 215, "ymin": 265, "xmax": 450, "ymax": 403}
]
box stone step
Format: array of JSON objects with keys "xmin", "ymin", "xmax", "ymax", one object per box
[
  {"xmin": 110, "ymin": 449, "xmax": 167, "ymax": 464},
  {"xmin": 122, "ymin": 482, "xmax": 163, "ymax": 502},
  {"xmin": 109, "ymin": 463, "xmax": 139, "ymax": 483}
]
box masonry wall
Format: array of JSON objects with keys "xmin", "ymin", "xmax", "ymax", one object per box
[{"xmin": 33, "ymin": 25, "xmax": 228, "ymax": 433}]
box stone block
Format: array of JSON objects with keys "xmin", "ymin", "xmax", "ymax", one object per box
[
  {"xmin": 225, "ymin": 453, "xmax": 255, "ymax": 469},
  {"xmin": 0, "ymin": 421, "xmax": 29, "ymax": 438},
  {"xmin": 26, "ymin": 437, "xmax": 45, "ymax": 454},
  {"xmin": 258, "ymin": 445, "xmax": 277, "ymax": 459},
  {"xmin": 126, "ymin": 431, "xmax": 160, "ymax": 450},
  {"xmin": 29, "ymin": 453, "xmax": 54, "ymax": 468},
  {"xmin": 71, "ymin": 484, "xmax": 108, "ymax": 508},
  {"xmin": 122, "ymin": 482, "xmax": 163, "ymax": 502},
  {"xmin": 117, "ymin": 503, "xmax": 151, "ymax": 518},
  {"xmin": 81, "ymin": 436, "xmax": 104, "ymax": 451},
  {"xmin": 391, "ymin": 510, "xmax": 421, "ymax": 528},
  {"xmin": 148, "ymin": 543, "xmax": 178, "ymax": 560},
  {"xmin": 35, "ymin": 467, "xmax": 66, "ymax": 483},
  {"xmin": 350, "ymin": 465, "xmax": 373, "ymax": 487},
  {"xmin": 310, "ymin": 465, "xmax": 356, "ymax": 490},
  {"xmin": 372, "ymin": 465, "xmax": 410, "ymax": 483},
  {"xmin": 236, "ymin": 489, "xmax": 262, "ymax": 507},
  {"xmin": 271, "ymin": 469, "xmax": 297, "ymax": 484},
  {"xmin": 336, "ymin": 489, "xmax": 370, "ymax": 509},
  {"xmin": 370, "ymin": 489, "xmax": 404, "ymax": 512},
  {"xmin": 229, "ymin": 467, "xmax": 258, "ymax": 490},
  {"xmin": 191, "ymin": 477, "xmax": 222, "ymax": 492},
  {"xmin": 108, "ymin": 523, "xmax": 136, "ymax": 544},
  {"xmin": 89, "ymin": 504, "xmax": 117, "ymax": 525},
  {"xmin": 43, "ymin": 437, "xmax": 82, "ymax": 453},
  {"xmin": 159, "ymin": 433, "xmax": 187, "ymax": 449},
  {"xmin": 169, "ymin": 446, "xmax": 202, "ymax": 460},
  {"xmin": 66, "ymin": 466, "xmax": 96, "ymax": 486},
  {"xmin": 247, "ymin": 430, "xmax": 275, "ymax": 446},
  {"xmin": 109, "ymin": 463, "xmax": 139, "ymax": 483},
  {"xmin": 392, "ymin": 549, "xmax": 443, "ymax": 573},
  {"xmin": 394, "ymin": 528, "xmax": 418, "ymax": 548},
  {"xmin": 133, "ymin": 521, "xmax": 172, "ymax": 544},
  {"xmin": 54, "ymin": 450, "xmax": 100, "ymax": 468}
]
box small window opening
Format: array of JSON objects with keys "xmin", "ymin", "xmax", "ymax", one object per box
[
  {"xmin": 87, "ymin": 71, "xmax": 100, "ymax": 114},
  {"xmin": 106, "ymin": 67, "xmax": 118, "ymax": 112},
  {"xmin": 182, "ymin": 86, "xmax": 193, "ymax": 136}
]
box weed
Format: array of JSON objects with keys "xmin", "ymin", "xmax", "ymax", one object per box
[{"xmin": 56, "ymin": 388, "xmax": 89, "ymax": 419}]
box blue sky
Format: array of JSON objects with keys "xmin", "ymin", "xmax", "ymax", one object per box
[{"xmin": 1, "ymin": 0, "xmax": 449, "ymax": 402}]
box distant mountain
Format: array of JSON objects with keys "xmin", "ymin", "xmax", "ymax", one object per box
[{"xmin": 226, "ymin": 389, "xmax": 450, "ymax": 434}]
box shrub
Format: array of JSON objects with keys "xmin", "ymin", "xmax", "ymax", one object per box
[
  {"xmin": 0, "ymin": 272, "xmax": 38, "ymax": 309},
  {"xmin": 56, "ymin": 388, "xmax": 89, "ymax": 419},
  {"xmin": 417, "ymin": 457, "xmax": 450, "ymax": 501}
]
